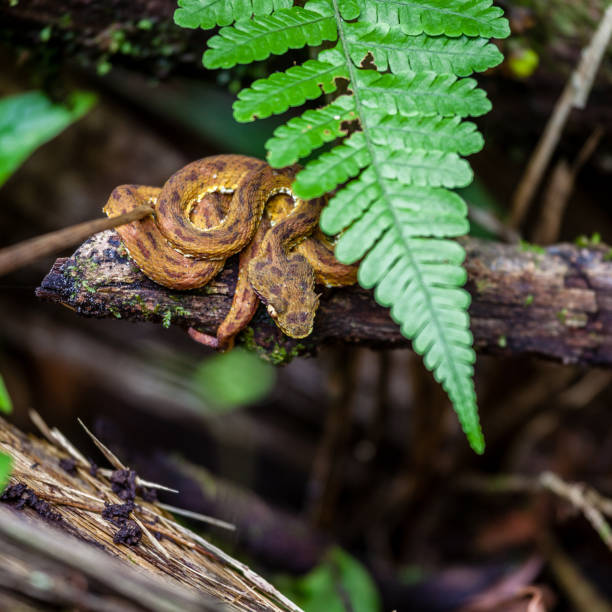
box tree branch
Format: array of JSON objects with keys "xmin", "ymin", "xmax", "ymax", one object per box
[{"xmin": 34, "ymin": 230, "xmax": 612, "ymax": 366}]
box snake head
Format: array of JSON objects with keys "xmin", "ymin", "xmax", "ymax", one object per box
[{"xmin": 248, "ymin": 253, "xmax": 319, "ymax": 339}]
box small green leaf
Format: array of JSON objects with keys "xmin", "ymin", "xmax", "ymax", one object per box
[
  {"xmin": 192, "ymin": 349, "xmax": 276, "ymax": 410},
  {"xmin": 0, "ymin": 453, "xmax": 11, "ymax": 493},
  {"xmin": 275, "ymin": 548, "xmax": 381, "ymax": 612},
  {"xmin": 0, "ymin": 374, "xmax": 12, "ymax": 414},
  {"xmin": 0, "ymin": 91, "xmax": 96, "ymax": 187}
]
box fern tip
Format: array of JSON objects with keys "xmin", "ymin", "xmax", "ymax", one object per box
[{"xmin": 469, "ymin": 432, "xmax": 486, "ymax": 455}]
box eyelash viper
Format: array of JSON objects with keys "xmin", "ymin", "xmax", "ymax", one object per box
[{"xmin": 103, "ymin": 154, "xmax": 357, "ymax": 349}]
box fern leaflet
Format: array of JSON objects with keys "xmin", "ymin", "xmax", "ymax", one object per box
[
  {"xmin": 204, "ymin": 5, "xmax": 337, "ymax": 68},
  {"xmin": 175, "ymin": 0, "xmax": 293, "ymax": 28},
  {"xmin": 357, "ymin": 0, "xmax": 510, "ymax": 38},
  {"xmin": 175, "ymin": 0, "xmax": 510, "ymax": 453}
]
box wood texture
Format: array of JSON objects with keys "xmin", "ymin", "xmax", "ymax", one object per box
[
  {"xmin": 35, "ymin": 230, "xmax": 612, "ymax": 366},
  {"xmin": 0, "ymin": 414, "xmax": 301, "ymax": 612}
]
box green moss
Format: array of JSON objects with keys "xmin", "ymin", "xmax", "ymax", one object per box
[
  {"xmin": 575, "ymin": 232, "xmax": 602, "ymax": 248},
  {"xmin": 519, "ymin": 240, "xmax": 545, "ymax": 255},
  {"xmin": 240, "ymin": 326, "xmax": 257, "ymax": 351},
  {"xmin": 497, "ymin": 335, "xmax": 507, "ymax": 348},
  {"xmin": 96, "ymin": 58, "xmax": 112, "ymax": 76},
  {"xmin": 604, "ymin": 249, "xmax": 612, "ymax": 262},
  {"xmin": 239, "ymin": 326, "xmax": 305, "ymax": 364},
  {"xmin": 39, "ymin": 26, "xmax": 52, "ymax": 42},
  {"xmin": 109, "ymin": 29, "xmax": 126, "ymax": 54},
  {"xmin": 58, "ymin": 13, "xmax": 73, "ymax": 28},
  {"xmin": 264, "ymin": 342, "xmax": 306, "ymax": 365},
  {"xmin": 160, "ymin": 304, "xmax": 191, "ymax": 329},
  {"xmin": 475, "ymin": 279, "xmax": 491, "ymax": 293},
  {"xmin": 524, "ymin": 294, "xmax": 534, "ymax": 306},
  {"xmin": 64, "ymin": 257, "xmax": 100, "ymax": 299},
  {"xmin": 108, "ymin": 306, "xmax": 122, "ymax": 319},
  {"xmin": 127, "ymin": 294, "xmax": 158, "ymax": 320},
  {"xmin": 267, "ymin": 344, "xmax": 289, "ymax": 365},
  {"xmin": 82, "ymin": 280, "xmax": 96, "ymax": 294},
  {"xmin": 137, "ymin": 19, "xmax": 154, "ymax": 30},
  {"xmin": 556, "ymin": 309, "xmax": 587, "ymax": 328}
]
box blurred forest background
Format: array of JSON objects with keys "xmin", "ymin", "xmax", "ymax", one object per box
[{"xmin": 1, "ymin": 1, "xmax": 612, "ymax": 610}]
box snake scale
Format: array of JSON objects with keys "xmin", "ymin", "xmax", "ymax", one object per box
[{"xmin": 103, "ymin": 155, "xmax": 357, "ymax": 349}]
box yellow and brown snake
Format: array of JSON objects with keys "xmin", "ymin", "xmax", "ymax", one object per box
[{"xmin": 103, "ymin": 155, "xmax": 357, "ymax": 349}]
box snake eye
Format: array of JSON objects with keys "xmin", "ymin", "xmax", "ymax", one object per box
[{"xmin": 271, "ymin": 297, "xmax": 288, "ymax": 315}]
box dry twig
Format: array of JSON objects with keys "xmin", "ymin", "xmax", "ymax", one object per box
[
  {"xmin": 510, "ymin": 6, "xmax": 612, "ymax": 228},
  {"xmin": 459, "ymin": 471, "xmax": 612, "ymax": 551}
]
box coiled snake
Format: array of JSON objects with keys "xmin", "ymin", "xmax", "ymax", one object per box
[{"xmin": 103, "ymin": 155, "xmax": 356, "ymax": 349}]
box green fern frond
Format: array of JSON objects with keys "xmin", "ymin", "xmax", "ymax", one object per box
[
  {"xmin": 175, "ymin": 0, "xmax": 511, "ymax": 453},
  {"xmin": 357, "ymin": 0, "xmax": 510, "ymax": 38},
  {"xmin": 175, "ymin": 0, "xmax": 293, "ymax": 29}
]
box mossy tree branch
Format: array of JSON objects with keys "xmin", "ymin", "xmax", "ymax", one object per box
[{"xmin": 36, "ymin": 230, "xmax": 612, "ymax": 367}]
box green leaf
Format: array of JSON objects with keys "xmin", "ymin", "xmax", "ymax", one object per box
[
  {"xmin": 174, "ymin": 0, "xmax": 292, "ymax": 29},
  {"xmin": 346, "ymin": 23, "xmax": 504, "ymax": 76},
  {"xmin": 204, "ymin": 6, "xmax": 337, "ymax": 69},
  {"xmin": 0, "ymin": 453, "xmax": 11, "ymax": 493},
  {"xmin": 0, "ymin": 374, "xmax": 12, "ymax": 414},
  {"xmin": 234, "ymin": 50, "xmax": 349, "ymax": 121},
  {"xmin": 266, "ymin": 96, "xmax": 357, "ymax": 167},
  {"xmin": 357, "ymin": 0, "xmax": 510, "ymax": 38},
  {"xmin": 0, "ymin": 91, "xmax": 96, "ymax": 187},
  {"xmin": 275, "ymin": 548, "xmax": 382, "ymax": 612},
  {"xmin": 192, "ymin": 349, "xmax": 276, "ymax": 410}
]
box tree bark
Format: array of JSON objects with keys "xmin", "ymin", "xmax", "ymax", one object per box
[
  {"xmin": 35, "ymin": 230, "xmax": 612, "ymax": 366},
  {"xmin": 0, "ymin": 415, "xmax": 301, "ymax": 612}
]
